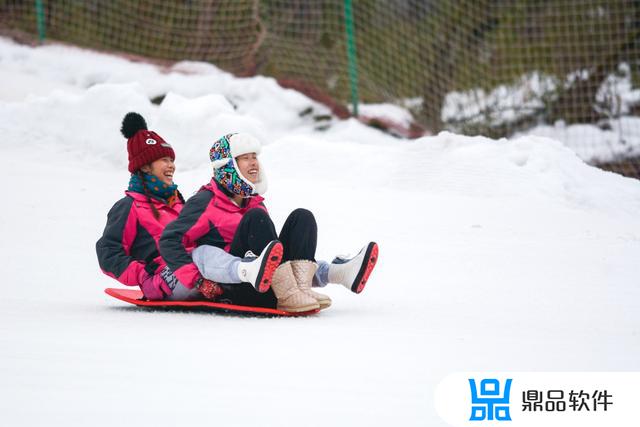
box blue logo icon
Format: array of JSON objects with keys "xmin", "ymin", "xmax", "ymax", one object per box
[{"xmin": 469, "ymin": 378, "xmax": 513, "ymax": 421}]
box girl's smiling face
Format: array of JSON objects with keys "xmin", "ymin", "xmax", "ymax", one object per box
[
  {"xmin": 236, "ymin": 152, "xmax": 259, "ymax": 183},
  {"xmin": 141, "ymin": 156, "xmax": 175, "ymax": 185}
]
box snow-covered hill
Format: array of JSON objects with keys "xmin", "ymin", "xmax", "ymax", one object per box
[{"xmin": 1, "ymin": 38, "xmax": 639, "ymax": 427}]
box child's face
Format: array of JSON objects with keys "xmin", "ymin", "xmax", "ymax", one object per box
[
  {"xmin": 141, "ymin": 156, "xmax": 175, "ymax": 185},
  {"xmin": 236, "ymin": 153, "xmax": 259, "ymax": 183}
]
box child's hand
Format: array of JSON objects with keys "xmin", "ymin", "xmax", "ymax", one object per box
[
  {"xmin": 198, "ymin": 279, "xmax": 223, "ymax": 300},
  {"xmin": 138, "ymin": 270, "xmax": 172, "ymax": 300}
]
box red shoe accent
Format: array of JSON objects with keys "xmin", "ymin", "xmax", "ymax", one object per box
[
  {"xmin": 355, "ymin": 243, "xmax": 378, "ymax": 294},
  {"xmin": 257, "ymin": 241, "xmax": 283, "ymax": 293}
]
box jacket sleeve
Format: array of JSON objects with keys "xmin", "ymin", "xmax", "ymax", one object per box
[
  {"xmin": 96, "ymin": 197, "xmax": 146, "ymax": 286},
  {"xmin": 159, "ymin": 190, "xmax": 214, "ymax": 289}
]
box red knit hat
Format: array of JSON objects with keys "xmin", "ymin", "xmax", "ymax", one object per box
[{"xmin": 121, "ymin": 112, "xmax": 175, "ymax": 173}]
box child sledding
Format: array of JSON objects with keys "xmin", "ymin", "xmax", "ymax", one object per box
[{"xmin": 97, "ymin": 112, "xmax": 378, "ymax": 314}]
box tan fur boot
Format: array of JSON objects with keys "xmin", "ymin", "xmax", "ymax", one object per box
[
  {"xmin": 270, "ymin": 261, "xmax": 319, "ymax": 312},
  {"xmin": 290, "ymin": 260, "xmax": 332, "ymax": 310}
]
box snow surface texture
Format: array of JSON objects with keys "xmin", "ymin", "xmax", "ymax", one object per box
[{"xmin": 1, "ymin": 37, "xmax": 640, "ymax": 426}]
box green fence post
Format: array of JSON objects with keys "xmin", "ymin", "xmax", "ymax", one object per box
[
  {"xmin": 35, "ymin": 0, "xmax": 46, "ymax": 42},
  {"xmin": 343, "ymin": 0, "xmax": 359, "ymax": 117}
]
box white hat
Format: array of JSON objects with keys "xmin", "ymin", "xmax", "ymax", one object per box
[{"xmin": 210, "ymin": 133, "xmax": 268, "ymax": 196}]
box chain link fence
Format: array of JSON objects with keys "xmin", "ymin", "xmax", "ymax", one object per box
[{"xmin": 2, "ymin": 0, "xmax": 639, "ymax": 177}]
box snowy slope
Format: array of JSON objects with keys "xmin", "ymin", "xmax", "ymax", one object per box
[{"xmin": 1, "ymin": 38, "xmax": 640, "ymax": 427}]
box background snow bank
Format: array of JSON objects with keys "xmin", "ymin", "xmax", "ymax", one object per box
[{"xmin": 1, "ymin": 38, "xmax": 640, "ymax": 427}]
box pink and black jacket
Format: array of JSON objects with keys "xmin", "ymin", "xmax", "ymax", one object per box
[
  {"xmin": 96, "ymin": 191, "xmax": 184, "ymax": 288},
  {"xmin": 159, "ymin": 180, "xmax": 266, "ymax": 289}
]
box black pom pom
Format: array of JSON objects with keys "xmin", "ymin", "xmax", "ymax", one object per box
[{"xmin": 121, "ymin": 112, "xmax": 147, "ymax": 138}]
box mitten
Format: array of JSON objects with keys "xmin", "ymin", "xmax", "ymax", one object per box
[
  {"xmin": 198, "ymin": 278, "xmax": 224, "ymax": 300},
  {"xmin": 138, "ymin": 270, "xmax": 172, "ymax": 300}
]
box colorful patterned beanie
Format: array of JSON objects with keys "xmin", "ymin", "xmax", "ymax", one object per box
[{"xmin": 209, "ymin": 133, "xmax": 268, "ymax": 197}]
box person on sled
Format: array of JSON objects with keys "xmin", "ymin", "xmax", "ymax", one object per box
[
  {"xmin": 159, "ymin": 133, "xmax": 378, "ymax": 312},
  {"xmin": 95, "ymin": 113, "xmax": 272, "ymax": 301}
]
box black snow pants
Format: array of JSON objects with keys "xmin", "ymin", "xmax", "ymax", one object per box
[{"xmin": 218, "ymin": 208, "xmax": 318, "ymax": 308}]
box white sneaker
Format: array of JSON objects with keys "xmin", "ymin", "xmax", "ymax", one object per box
[
  {"xmin": 328, "ymin": 242, "xmax": 379, "ymax": 293},
  {"xmin": 236, "ymin": 240, "xmax": 283, "ymax": 293}
]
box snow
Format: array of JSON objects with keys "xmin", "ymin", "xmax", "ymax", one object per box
[
  {"xmin": 596, "ymin": 63, "xmax": 640, "ymax": 116},
  {"xmin": 443, "ymin": 69, "xmax": 640, "ymax": 164},
  {"xmin": 442, "ymin": 72, "xmax": 558, "ymax": 127},
  {"xmin": 354, "ymin": 102, "xmax": 415, "ymax": 127},
  {"xmin": 1, "ymin": 37, "xmax": 640, "ymax": 426},
  {"xmin": 517, "ymin": 118, "xmax": 640, "ymax": 163}
]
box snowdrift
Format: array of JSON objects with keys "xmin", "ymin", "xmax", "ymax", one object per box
[{"xmin": 2, "ymin": 37, "xmax": 640, "ymax": 427}]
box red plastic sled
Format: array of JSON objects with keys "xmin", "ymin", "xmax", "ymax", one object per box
[{"xmin": 105, "ymin": 288, "xmax": 319, "ymax": 317}]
